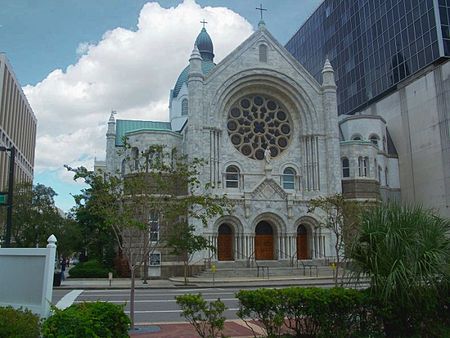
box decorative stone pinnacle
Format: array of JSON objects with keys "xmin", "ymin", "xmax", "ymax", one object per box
[
  {"xmin": 322, "ymin": 58, "xmax": 334, "ymax": 72},
  {"xmin": 190, "ymin": 44, "xmax": 202, "ymax": 60}
]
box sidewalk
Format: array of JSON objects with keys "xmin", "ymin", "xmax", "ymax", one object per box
[
  {"xmin": 56, "ymin": 274, "xmax": 348, "ymax": 290},
  {"xmin": 129, "ymin": 319, "xmax": 266, "ymax": 338}
]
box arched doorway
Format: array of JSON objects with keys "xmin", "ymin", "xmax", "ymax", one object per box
[
  {"xmin": 218, "ymin": 224, "xmax": 234, "ymax": 261},
  {"xmin": 297, "ymin": 224, "xmax": 308, "ymax": 259},
  {"xmin": 255, "ymin": 221, "xmax": 274, "ymax": 260}
]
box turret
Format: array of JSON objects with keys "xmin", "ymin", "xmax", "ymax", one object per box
[
  {"xmin": 321, "ymin": 59, "xmax": 341, "ymax": 194},
  {"xmin": 106, "ymin": 111, "xmax": 116, "ymax": 172}
]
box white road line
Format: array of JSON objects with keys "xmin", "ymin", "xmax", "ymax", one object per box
[
  {"xmin": 79, "ymin": 292, "xmax": 235, "ymax": 297},
  {"xmin": 125, "ymin": 308, "xmax": 239, "ymax": 314},
  {"xmin": 55, "ymin": 290, "xmax": 84, "ymax": 310},
  {"xmin": 75, "ymin": 298, "xmax": 237, "ymax": 304}
]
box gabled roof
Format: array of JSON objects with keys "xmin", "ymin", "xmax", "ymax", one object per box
[
  {"xmin": 115, "ymin": 119, "xmax": 172, "ymax": 146},
  {"xmin": 204, "ymin": 25, "xmax": 322, "ymax": 92}
]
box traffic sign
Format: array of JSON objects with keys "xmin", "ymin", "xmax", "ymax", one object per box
[{"xmin": 0, "ymin": 193, "xmax": 7, "ymax": 205}]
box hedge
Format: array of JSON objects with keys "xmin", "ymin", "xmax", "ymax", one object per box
[
  {"xmin": 0, "ymin": 306, "xmax": 40, "ymax": 338},
  {"xmin": 236, "ymin": 287, "xmax": 383, "ymax": 337},
  {"xmin": 42, "ymin": 301, "xmax": 130, "ymax": 337},
  {"xmin": 68, "ymin": 259, "xmax": 112, "ymax": 278}
]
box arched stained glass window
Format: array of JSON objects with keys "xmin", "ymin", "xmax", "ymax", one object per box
[
  {"xmin": 181, "ymin": 99, "xmax": 188, "ymax": 116},
  {"xmin": 225, "ymin": 165, "xmax": 240, "ymax": 188},
  {"xmin": 282, "ymin": 167, "xmax": 295, "ymax": 189}
]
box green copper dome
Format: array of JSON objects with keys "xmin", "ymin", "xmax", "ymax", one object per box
[
  {"xmin": 172, "ymin": 27, "xmax": 216, "ymax": 98},
  {"xmin": 172, "ymin": 60, "xmax": 215, "ymax": 98},
  {"xmin": 195, "ymin": 28, "xmax": 214, "ymax": 61}
]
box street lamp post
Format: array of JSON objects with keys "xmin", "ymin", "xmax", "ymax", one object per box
[{"xmin": 0, "ymin": 146, "xmax": 15, "ymax": 247}]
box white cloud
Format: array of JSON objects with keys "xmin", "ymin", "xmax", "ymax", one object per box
[{"xmin": 24, "ymin": 0, "xmax": 253, "ymax": 178}]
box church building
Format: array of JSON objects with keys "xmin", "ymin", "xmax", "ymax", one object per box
[{"xmin": 96, "ymin": 20, "xmax": 400, "ymax": 278}]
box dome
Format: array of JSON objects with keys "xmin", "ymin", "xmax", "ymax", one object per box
[
  {"xmin": 195, "ymin": 28, "xmax": 214, "ymax": 61},
  {"xmin": 172, "ymin": 60, "xmax": 215, "ymax": 98}
]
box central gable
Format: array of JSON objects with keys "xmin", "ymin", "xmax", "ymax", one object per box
[{"xmin": 251, "ymin": 178, "xmax": 287, "ymax": 201}]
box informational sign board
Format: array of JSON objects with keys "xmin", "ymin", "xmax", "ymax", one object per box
[{"xmin": 0, "ymin": 235, "xmax": 57, "ymax": 317}]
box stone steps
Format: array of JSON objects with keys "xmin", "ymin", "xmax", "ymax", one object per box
[{"xmin": 197, "ymin": 261, "xmax": 334, "ymax": 278}]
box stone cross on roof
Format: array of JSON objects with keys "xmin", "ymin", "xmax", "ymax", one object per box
[{"xmin": 200, "ymin": 19, "xmax": 207, "ymax": 28}]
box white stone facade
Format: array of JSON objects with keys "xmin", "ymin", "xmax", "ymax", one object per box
[{"xmin": 98, "ymin": 24, "xmax": 401, "ymax": 273}]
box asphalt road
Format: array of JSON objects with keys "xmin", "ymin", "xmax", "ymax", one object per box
[{"xmin": 53, "ymin": 287, "xmax": 249, "ymax": 324}]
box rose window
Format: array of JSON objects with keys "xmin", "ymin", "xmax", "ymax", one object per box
[{"xmin": 227, "ymin": 95, "xmax": 292, "ymax": 160}]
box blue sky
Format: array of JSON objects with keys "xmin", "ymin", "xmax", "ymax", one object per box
[{"xmin": 0, "ymin": 0, "xmax": 322, "ymax": 211}]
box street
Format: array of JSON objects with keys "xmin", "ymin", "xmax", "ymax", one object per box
[{"xmin": 53, "ymin": 287, "xmax": 248, "ymax": 324}]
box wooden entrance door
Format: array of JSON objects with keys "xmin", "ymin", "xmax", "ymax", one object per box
[
  {"xmin": 297, "ymin": 224, "xmax": 308, "ymax": 259},
  {"xmin": 218, "ymin": 224, "xmax": 233, "ymax": 261},
  {"xmin": 255, "ymin": 221, "xmax": 274, "ymax": 260}
]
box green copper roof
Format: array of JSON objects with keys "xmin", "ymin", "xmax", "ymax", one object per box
[
  {"xmin": 172, "ymin": 60, "xmax": 215, "ymax": 98},
  {"xmin": 195, "ymin": 28, "xmax": 214, "ymax": 61},
  {"xmin": 115, "ymin": 120, "xmax": 172, "ymax": 146}
]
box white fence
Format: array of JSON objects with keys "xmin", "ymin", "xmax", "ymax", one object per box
[{"xmin": 0, "ymin": 235, "xmax": 57, "ymax": 317}]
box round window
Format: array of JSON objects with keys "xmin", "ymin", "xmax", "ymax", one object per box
[{"xmin": 227, "ymin": 95, "xmax": 292, "ymax": 160}]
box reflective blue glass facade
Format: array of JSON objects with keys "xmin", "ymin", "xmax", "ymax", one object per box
[{"xmin": 286, "ymin": 0, "xmax": 449, "ymax": 115}]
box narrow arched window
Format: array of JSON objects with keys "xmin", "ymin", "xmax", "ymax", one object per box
[
  {"xmin": 363, "ymin": 157, "xmax": 369, "ymax": 176},
  {"xmin": 131, "ymin": 147, "xmax": 139, "ymax": 171},
  {"xmin": 259, "ymin": 44, "xmax": 267, "ymax": 62},
  {"xmin": 342, "ymin": 158, "xmax": 350, "ymax": 177},
  {"xmin": 385, "ymin": 167, "xmax": 389, "ymax": 186},
  {"xmin": 225, "ymin": 165, "xmax": 240, "ymax": 188},
  {"xmin": 282, "ymin": 167, "xmax": 296, "ymax": 189},
  {"xmin": 358, "ymin": 157, "xmax": 363, "ymax": 176},
  {"xmin": 378, "ymin": 165, "xmax": 382, "ymax": 182},
  {"xmin": 121, "ymin": 159, "xmax": 126, "ymax": 176},
  {"xmin": 370, "ymin": 134, "xmax": 380, "ymax": 148},
  {"xmin": 181, "ymin": 98, "xmax": 188, "ymax": 116}
]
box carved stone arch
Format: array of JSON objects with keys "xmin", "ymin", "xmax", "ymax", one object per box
[
  {"xmin": 222, "ymin": 160, "xmax": 244, "ymax": 174},
  {"xmin": 213, "ymin": 215, "xmax": 244, "ymax": 235},
  {"xmin": 252, "ymin": 212, "xmax": 287, "ymax": 236},
  {"xmin": 214, "ymin": 216, "xmax": 243, "ymax": 262},
  {"xmin": 280, "ymin": 162, "xmax": 301, "ymax": 176},
  {"xmin": 211, "ymin": 69, "xmax": 319, "ymax": 135},
  {"xmin": 294, "ymin": 216, "xmax": 319, "ymax": 260}
]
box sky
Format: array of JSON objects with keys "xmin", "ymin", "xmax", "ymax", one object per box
[{"xmin": 0, "ymin": 0, "xmax": 323, "ymax": 212}]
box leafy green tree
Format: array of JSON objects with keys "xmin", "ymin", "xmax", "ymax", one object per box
[
  {"xmin": 8, "ymin": 182, "xmax": 75, "ymax": 252},
  {"xmin": 350, "ymin": 203, "xmax": 450, "ymax": 336},
  {"xmin": 69, "ymin": 167, "xmax": 118, "ymax": 268},
  {"xmin": 167, "ymin": 223, "xmax": 214, "ymax": 285},
  {"xmin": 307, "ymin": 194, "xmax": 366, "ymax": 286},
  {"xmin": 67, "ymin": 144, "xmax": 230, "ymax": 329}
]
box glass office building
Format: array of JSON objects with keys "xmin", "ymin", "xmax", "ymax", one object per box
[{"xmin": 286, "ymin": 0, "xmax": 450, "ymax": 115}]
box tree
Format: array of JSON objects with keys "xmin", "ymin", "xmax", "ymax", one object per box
[
  {"xmin": 8, "ymin": 183, "xmax": 64, "ymax": 248},
  {"xmin": 350, "ymin": 203, "xmax": 450, "ymax": 336},
  {"xmin": 307, "ymin": 194, "xmax": 365, "ymax": 286},
  {"xmin": 67, "ymin": 144, "xmax": 231, "ymax": 329},
  {"xmin": 166, "ymin": 223, "xmax": 214, "ymax": 285}
]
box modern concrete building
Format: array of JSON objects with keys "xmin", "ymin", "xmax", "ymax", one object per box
[
  {"xmin": 286, "ymin": 0, "xmax": 450, "ymax": 217},
  {"xmin": 0, "ymin": 53, "xmax": 37, "ymax": 190}
]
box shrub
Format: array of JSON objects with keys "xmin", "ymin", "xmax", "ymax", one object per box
[
  {"xmin": 350, "ymin": 203, "xmax": 450, "ymax": 337},
  {"xmin": 0, "ymin": 306, "xmax": 40, "ymax": 338},
  {"xmin": 236, "ymin": 287, "xmax": 383, "ymax": 338},
  {"xmin": 236, "ymin": 288, "xmax": 285, "ymax": 337},
  {"xmin": 68, "ymin": 259, "xmax": 112, "ymax": 278},
  {"xmin": 176, "ymin": 294, "xmax": 227, "ymax": 338},
  {"xmin": 42, "ymin": 301, "xmax": 130, "ymax": 337}
]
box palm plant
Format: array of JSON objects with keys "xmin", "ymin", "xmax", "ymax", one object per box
[{"xmin": 350, "ymin": 203, "xmax": 450, "ymax": 336}]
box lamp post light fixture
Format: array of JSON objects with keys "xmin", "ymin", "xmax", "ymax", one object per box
[{"xmin": 0, "ymin": 145, "xmax": 15, "ymax": 247}]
